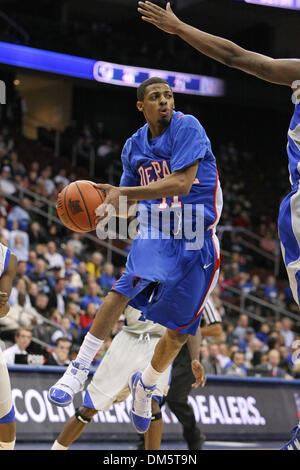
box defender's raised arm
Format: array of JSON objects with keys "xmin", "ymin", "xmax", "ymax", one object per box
[{"xmin": 138, "ymin": 1, "xmax": 300, "ymax": 87}]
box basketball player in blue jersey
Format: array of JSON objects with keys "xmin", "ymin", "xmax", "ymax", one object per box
[
  {"xmin": 48, "ymin": 76, "xmax": 222, "ymax": 435},
  {"xmin": 136, "ymin": 0, "xmax": 300, "ymax": 450},
  {"xmin": 0, "ymin": 244, "xmax": 17, "ymax": 450}
]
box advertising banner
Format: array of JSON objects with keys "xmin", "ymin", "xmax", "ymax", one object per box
[{"xmin": 8, "ymin": 367, "xmax": 300, "ymax": 441}]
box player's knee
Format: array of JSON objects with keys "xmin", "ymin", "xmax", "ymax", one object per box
[
  {"xmin": 151, "ymin": 398, "xmax": 160, "ymax": 415},
  {"xmin": 75, "ymin": 406, "xmax": 98, "ymax": 423},
  {"xmin": 166, "ymin": 329, "xmax": 189, "ymax": 348}
]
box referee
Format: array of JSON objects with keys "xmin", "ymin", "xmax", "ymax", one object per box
[{"xmin": 164, "ymin": 296, "xmax": 223, "ymax": 450}]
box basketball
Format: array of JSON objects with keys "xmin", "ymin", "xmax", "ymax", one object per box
[{"xmin": 56, "ymin": 180, "xmax": 105, "ymax": 232}]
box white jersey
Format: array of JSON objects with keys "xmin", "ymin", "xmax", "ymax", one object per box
[{"xmin": 0, "ymin": 243, "xmax": 10, "ymax": 278}]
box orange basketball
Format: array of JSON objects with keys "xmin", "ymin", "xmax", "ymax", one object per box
[{"xmin": 56, "ymin": 180, "xmax": 105, "ymax": 232}]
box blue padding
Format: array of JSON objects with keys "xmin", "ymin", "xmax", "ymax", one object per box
[
  {"xmin": 82, "ymin": 390, "xmax": 96, "ymax": 409},
  {"xmin": 152, "ymin": 394, "xmax": 164, "ymax": 405},
  {"xmin": 0, "ymin": 405, "xmax": 15, "ymax": 423}
]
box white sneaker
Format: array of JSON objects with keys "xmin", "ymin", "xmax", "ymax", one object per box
[
  {"xmin": 47, "ymin": 361, "xmax": 89, "ymax": 407},
  {"xmin": 129, "ymin": 371, "xmax": 156, "ymax": 433}
]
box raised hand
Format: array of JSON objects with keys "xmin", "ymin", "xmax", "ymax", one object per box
[{"xmin": 137, "ymin": 1, "xmax": 182, "ymax": 35}]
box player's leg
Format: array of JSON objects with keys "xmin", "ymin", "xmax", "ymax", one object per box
[
  {"xmin": 165, "ymin": 349, "xmax": 205, "ymax": 450},
  {"xmin": 278, "ymin": 194, "xmax": 300, "ymax": 449},
  {"xmin": 129, "ymin": 235, "xmax": 220, "ymax": 434},
  {"xmin": 52, "ymin": 406, "xmax": 98, "ymax": 450},
  {"xmin": 0, "ymin": 351, "xmax": 16, "ymax": 450},
  {"xmin": 48, "ymin": 290, "xmax": 129, "ymax": 406},
  {"xmin": 144, "ymin": 398, "xmax": 163, "ymax": 450},
  {"xmin": 129, "ymin": 329, "xmax": 188, "ymax": 433}
]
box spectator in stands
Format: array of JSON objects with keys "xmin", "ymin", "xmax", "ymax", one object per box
[
  {"xmin": 9, "ymin": 151, "xmax": 26, "ymax": 175},
  {"xmin": 244, "ymin": 337, "xmax": 265, "ymax": 368},
  {"xmin": 80, "ymin": 302, "xmax": 98, "ymax": 332},
  {"xmin": 54, "ymin": 168, "xmax": 69, "ymax": 188},
  {"xmin": 0, "ymin": 292, "xmax": 42, "ymax": 337},
  {"xmin": 216, "ymin": 342, "xmax": 231, "ymax": 369},
  {"xmin": 279, "ymin": 345, "xmax": 295, "ymax": 376},
  {"xmin": 54, "ymin": 278, "xmax": 67, "ymax": 315},
  {"xmin": 98, "ymin": 262, "xmax": 116, "ymax": 294},
  {"xmin": 79, "ymin": 281, "xmax": 102, "ymax": 310},
  {"xmin": 50, "ymin": 317, "xmax": 73, "ymax": 346},
  {"xmin": 26, "ymin": 250, "xmax": 37, "ymax": 275},
  {"xmin": 28, "ymin": 258, "xmax": 56, "ymax": 307},
  {"xmin": 28, "ymin": 221, "xmax": 46, "ymax": 247},
  {"xmin": 37, "ymin": 167, "xmax": 55, "ymax": 196},
  {"xmin": 222, "ymin": 350, "xmax": 247, "ymax": 377},
  {"xmin": 14, "ymin": 260, "xmax": 29, "ymax": 282},
  {"xmin": 0, "ymin": 165, "xmax": 16, "ymax": 195},
  {"xmin": 199, "ymin": 344, "xmax": 209, "ymax": 361},
  {"xmin": 44, "ymin": 224, "xmax": 61, "ymax": 245},
  {"xmin": 7, "ymin": 197, "xmax": 31, "ymax": 230},
  {"xmin": 45, "ymin": 241, "xmax": 65, "ymax": 271},
  {"xmin": 201, "ymin": 343, "xmax": 222, "ymax": 375},
  {"xmin": 63, "ymin": 244, "xmax": 80, "ymax": 269},
  {"xmin": 46, "ymin": 337, "xmax": 71, "ymax": 366},
  {"xmin": 256, "ymin": 322, "xmax": 271, "ymax": 345},
  {"xmin": 77, "ymin": 261, "xmax": 88, "ymax": 285},
  {"xmin": 3, "ymin": 327, "xmax": 33, "ymax": 365},
  {"xmin": 66, "ymin": 233, "xmax": 85, "ymax": 256},
  {"xmin": 237, "ymin": 326, "xmax": 255, "ymax": 353},
  {"xmin": 34, "ymin": 293, "xmax": 50, "ymax": 318},
  {"xmin": 237, "ymin": 272, "xmax": 254, "ymax": 295},
  {"xmin": 263, "ymin": 275, "xmax": 278, "ymax": 301},
  {"xmin": 9, "ymin": 277, "xmax": 31, "ymax": 307},
  {"xmin": 280, "ymin": 317, "xmax": 295, "ymax": 350},
  {"xmin": 255, "ymin": 349, "xmax": 292, "ymax": 379},
  {"xmin": 8, "ymin": 232, "xmax": 29, "ymax": 262},
  {"xmin": 259, "ymin": 230, "xmax": 279, "ymax": 254},
  {"xmin": 64, "ymin": 267, "xmax": 83, "ymax": 291},
  {"xmin": 233, "ymin": 313, "xmax": 249, "ymax": 341},
  {"xmin": 86, "ymin": 251, "xmax": 103, "ymax": 279}
]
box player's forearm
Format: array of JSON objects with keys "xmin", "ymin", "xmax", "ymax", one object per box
[
  {"xmin": 200, "ymin": 323, "xmax": 223, "ymax": 338},
  {"xmin": 176, "ymin": 22, "xmax": 242, "ymax": 67},
  {"xmin": 120, "ymin": 171, "xmax": 191, "ymax": 201},
  {"xmin": 187, "ymin": 329, "xmax": 202, "ymax": 362},
  {"xmin": 175, "ymin": 22, "xmax": 275, "ymax": 82}
]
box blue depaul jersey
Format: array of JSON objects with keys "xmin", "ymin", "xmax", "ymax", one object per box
[
  {"xmin": 287, "ymin": 103, "xmax": 300, "ymax": 189},
  {"xmin": 120, "ymin": 111, "xmax": 223, "ymax": 243}
]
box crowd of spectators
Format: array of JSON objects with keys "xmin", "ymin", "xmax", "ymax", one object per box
[{"xmin": 0, "ymin": 119, "xmax": 299, "ymax": 378}]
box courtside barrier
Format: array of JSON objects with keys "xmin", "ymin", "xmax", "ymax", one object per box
[{"xmin": 8, "ymin": 365, "xmax": 300, "ymax": 442}]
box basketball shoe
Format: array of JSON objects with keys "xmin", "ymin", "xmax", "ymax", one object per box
[
  {"xmin": 280, "ymin": 425, "xmax": 300, "ymax": 450},
  {"xmin": 47, "ymin": 361, "xmax": 89, "ymax": 407},
  {"xmin": 129, "ymin": 371, "xmax": 156, "ymax": 433}
]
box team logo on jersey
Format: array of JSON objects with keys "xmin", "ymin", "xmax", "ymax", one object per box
[{"xmin": 69, "ymin": 199, "xmax": 83, "ymax": 215}]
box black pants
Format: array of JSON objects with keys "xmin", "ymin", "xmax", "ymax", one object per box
[{"xmin": 164, "ymin": 345, "xmax": 205, "ymax": 450}]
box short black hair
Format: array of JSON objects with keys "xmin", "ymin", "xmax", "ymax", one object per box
[{"xmin": 137, "ymin": 77, "xmax": 170, "ymax": 101}]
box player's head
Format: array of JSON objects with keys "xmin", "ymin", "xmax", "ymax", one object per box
[{"xmin": 136, "ymin": 77, "xmax": 175, "ymax": 131}]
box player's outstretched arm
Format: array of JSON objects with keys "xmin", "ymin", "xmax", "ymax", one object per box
[
  {"xmin": 0, "ymin": 253, "xmax": 17, "ymax": 318},
  {"xmin": 138, "ymin": 1, "xmax": 300, "ymax": 87},
  {"xmin": 94, "ymin": 160, "xmax": 198, "ymax": 218}
]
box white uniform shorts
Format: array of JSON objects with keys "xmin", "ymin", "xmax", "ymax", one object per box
[
  {"xmin": 86, "ymin": 330, "xmax": 171, "ymax": 411},
  {"xmin": 0, "ymin": 348, "xmax": 13, "ymax": 419}
]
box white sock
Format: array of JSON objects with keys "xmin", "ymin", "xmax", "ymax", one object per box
[
  {"xmin": 51, "ymin": 440, "xmax": 68, "ymax": 450},
  {"xmin": 0, "ymin": 439, "xmax": 15, "ymax": 450},
  {"xmin": 75, "ymin": 332, "xmax": 103, "ymax": 368},
  {"xmin": 141, "ymin": 363, "xmax": 163, "ymax": 388}
]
